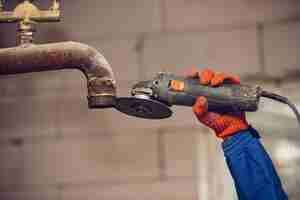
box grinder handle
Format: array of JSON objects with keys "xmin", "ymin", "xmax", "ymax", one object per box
[{"xmin": 160, "ymin": 75, "xmax": 261, "ymax": 113}]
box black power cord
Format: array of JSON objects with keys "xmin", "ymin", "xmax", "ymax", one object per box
[{"xmin": 261, "ymin": 90, "xmax": 300, "ymax": 126}]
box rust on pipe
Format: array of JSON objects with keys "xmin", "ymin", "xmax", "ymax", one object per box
[{"xmin": 0, "ymin": 41, "xmax": 116, "ymax": 108}]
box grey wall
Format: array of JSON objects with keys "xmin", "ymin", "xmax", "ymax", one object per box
[{"xmin": 0, "ymin": 0, "xmax": 300, "ymax": 199}]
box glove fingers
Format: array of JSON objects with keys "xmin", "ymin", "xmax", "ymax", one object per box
[
  {"xmin": 193, "ymin": 97, "xmax": 223, "ymax": 128},
  {"xmin": 187, "ymin": 68, "xmax": 240, "ymax": 86},
  {"xmin": 192, "ymin": 96, "xmax": 208, "ymax": 117},
  {"xmin": 211, "ymin": 72, "xmax": 241, "ymax": 86},
  {"xmin": 197, "ymin": 112, "xmax": 222, "ymax": 131},
  {"xmin": 200, "ymin": 68, "xmax": 215, "ymax": 85}
]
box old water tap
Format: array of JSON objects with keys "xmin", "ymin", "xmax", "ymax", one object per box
[{"xmin": 0, "ymin": 0, "xmax": 117, "ymax": 108}]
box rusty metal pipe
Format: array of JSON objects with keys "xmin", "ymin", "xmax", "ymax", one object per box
[{"xmin": 0, "ymin": 41, "xmax": 116, "ymax": 108}]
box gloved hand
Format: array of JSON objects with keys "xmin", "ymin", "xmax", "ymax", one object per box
[{"xmin": 190, "ymin": 68, "xmax": 249, "ymax": 139}]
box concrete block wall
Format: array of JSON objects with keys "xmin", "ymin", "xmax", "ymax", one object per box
[{"xmin": 0, "ymin": 0, "xmax": 300, "ymax": 199}]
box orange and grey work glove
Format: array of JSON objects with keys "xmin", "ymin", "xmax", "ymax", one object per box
[{"xmin": 191, "ymin": 68, "xmax": 249, "ymax": 139}]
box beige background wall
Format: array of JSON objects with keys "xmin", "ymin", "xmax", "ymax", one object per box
[{"xmin": 0, "ymin": 0, "xmax": 300, "ymax": 199}]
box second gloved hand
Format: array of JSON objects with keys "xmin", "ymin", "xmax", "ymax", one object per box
[{"xmin": 191, "ymin": 68, "xmax": 249, "ymax": 139}]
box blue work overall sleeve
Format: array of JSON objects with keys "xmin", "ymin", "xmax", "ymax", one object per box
[{"xmin": 222, "ymin": 126, "xmax": 288, "ymax": 200}]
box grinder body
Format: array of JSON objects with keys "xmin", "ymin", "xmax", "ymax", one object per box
[
  {"xmin": 116, "ymin": 72, "xmax": 300, "ymax": 124},
  {"xmin": 133, "ymin": 73, "xmax": 261, "ymax": 113}
]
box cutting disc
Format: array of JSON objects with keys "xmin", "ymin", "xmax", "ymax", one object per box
[{"xmin": 115, "ymin": 96, "xmax": 172, "ymax": 119}]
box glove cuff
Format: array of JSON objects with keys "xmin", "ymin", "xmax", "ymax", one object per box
[{"xmin": 216, "ymin": 122, "xmax": 249, "ymax": 139}]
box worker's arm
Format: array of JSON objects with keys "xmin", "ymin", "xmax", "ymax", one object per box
[
  {"xmin": 222, "ymin": 126, "xmax": 288, "ymax": 200},
  {"xmin": 191, "ymin": 68, "xmax": 288, "ymax": 200}
]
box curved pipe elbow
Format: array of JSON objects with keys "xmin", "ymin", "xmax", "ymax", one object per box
[{"xmin": 0, "ymin": 41, "xmax": 117, "ymax": 108}]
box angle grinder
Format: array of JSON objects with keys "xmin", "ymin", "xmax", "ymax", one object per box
[{"xmin": 114, "ymin": 72, "xmax": 300, "ymax": 125}]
